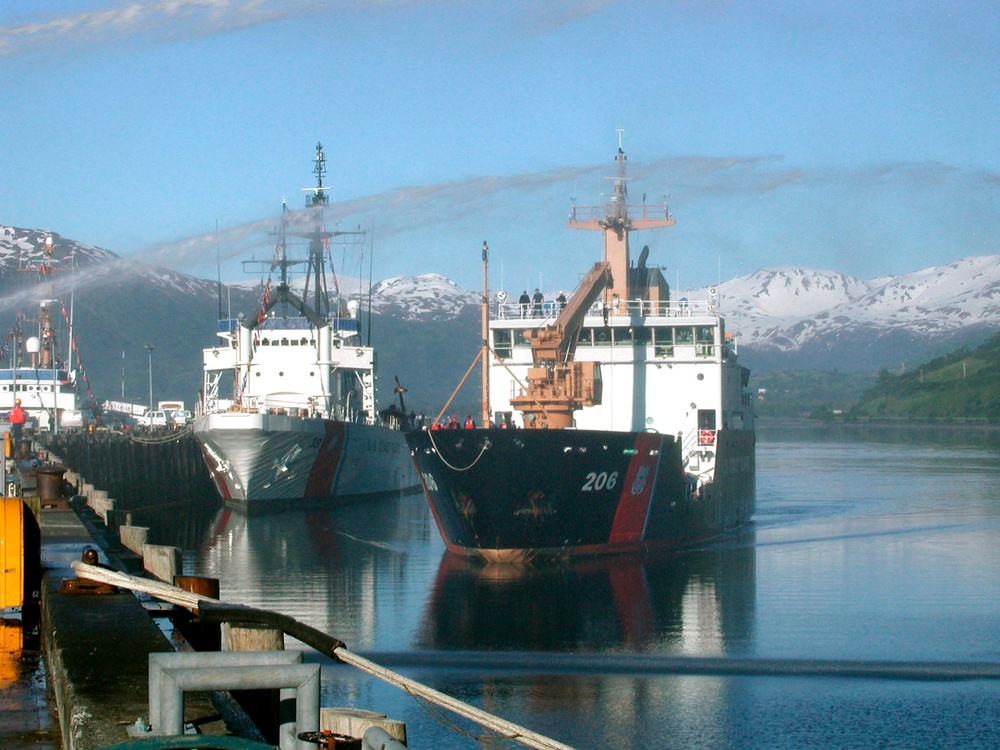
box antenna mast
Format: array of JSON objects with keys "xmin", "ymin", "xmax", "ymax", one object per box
[
  {"xmin": 567, "ymin": 131, "xmax": 675, "ymax": 309},
  {"xmin": 481, "ymin": 241, "xmax": 490, "ymax": 427}
]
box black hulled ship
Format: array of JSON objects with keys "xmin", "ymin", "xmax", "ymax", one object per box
[{"xmin": 407, "ymin": 138, "xmax": 755, "ymax": 561}]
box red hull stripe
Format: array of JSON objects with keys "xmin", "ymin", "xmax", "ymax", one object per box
[
  {"xmin": 608, "ymin": 432, "xmax": 662, "ymax": 543},
  {"xmin": 305, "ymin": 422, "xmax": 347, "ymax": 497},
  {"xmin": 201, "ymin": 446, "xmax": 232, "ymax": 499},
  {"xmin": 608, "ymin": 560, "xmax": 654, "ymax": 644}
]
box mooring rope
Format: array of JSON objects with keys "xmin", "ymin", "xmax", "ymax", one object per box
[
  {"xmin": 426, "ymin": 429, "xmax": 492, "ymax": 472},
  {"xmin": 70, "ymin": 561, "xmax": 577, "ymax": 750},
  {"xmin": 72, "ymin": 561, "xmax": 209, "ymax": 610},
  {"xmin": 127, "ymin": 424, "xmax": 194, "ymax": 445}
]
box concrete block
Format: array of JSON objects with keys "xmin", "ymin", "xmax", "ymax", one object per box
[
  {"xmin": 119, "ymin": 525, "xmax": 149, "ymax": 555},
  {"xmin": 90, "ymin": 497, "xmax": 116, "ymax": 525},
  {"xmin": 142, "ymin": 544, "xmax": 181, "ymax": 583},
  {"xmin": 321, "ymin": 708, "xmax": 407, "ymax": 744},
  {"xmin": 105, "ymin": 509, "xmax": 133, "ymax": 534}
]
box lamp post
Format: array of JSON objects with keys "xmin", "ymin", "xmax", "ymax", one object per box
[{"xmin": 144, "ymin": 344, "xmax": 154, "ymax": 411}]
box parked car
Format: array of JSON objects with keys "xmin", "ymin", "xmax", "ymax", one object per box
[
  {"xmin": 170, "ymin": 409, "xmax": 192, "ymax": 427},
  {"xmin": 137, "ymin": 410, "xmax": 169, "ymax": 428}
]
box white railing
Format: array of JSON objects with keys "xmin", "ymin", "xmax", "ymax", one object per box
[{"xmin": 495, "ymin": 298, "xmax": 712, "ymax": 321}]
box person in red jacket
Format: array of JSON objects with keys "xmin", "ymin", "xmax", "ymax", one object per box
[{"xmin": 9, "ymin": 399, "xmax": 26, "ymax": 444}]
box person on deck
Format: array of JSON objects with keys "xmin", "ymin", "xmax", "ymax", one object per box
[
  {"xmin": 464, "ymin": 414, "xmax": 476, "ymax": 429},
  {"xmin": 532, "ymin": 288, "xmax": 544, "ymax": 317},
  {"xmin": 9, "ymin": 399, "xmax": 26, "ymax": 444},
  {"xmin": 519, "ymin": 291, "xmax": 530, "ymax": 318}
]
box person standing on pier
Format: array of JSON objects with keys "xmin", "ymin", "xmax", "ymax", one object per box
[{"xmin": 9, "ymin": 399, "xmax": 26, "ymax": 444}]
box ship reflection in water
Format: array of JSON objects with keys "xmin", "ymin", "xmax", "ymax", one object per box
[
  {"xmin": 418, "ymin": 545, "xmax": 756, "ymax": 656},
  {"xmin": 182, "ymin": 493, "xmax": 759, "ymax": 748},
  {"xmin": 188, "ymin": 494, "xmax": 756, "ymax": 658}
]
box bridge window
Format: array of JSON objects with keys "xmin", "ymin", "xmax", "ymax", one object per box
[
  {"xmin": 653, "ymin": 327, "xmax": 673, "ymax": 357},
  {"xmin": 576, "ymin": 328, "xmax": 593, "ymax": 347},
  {"xmin": 594, "ymin": 328, "xmax": 612, "ymax": 347},
  {"xmin": 696, "ymin": 326, "xmax": 715, "ymax": 356},
  {"xmin": 633, "ymin": 327, "xmax": 651, "ymax": 346},
  {"xmin": 675, "ymin": 327, "xmax": 694, "ymax": 345},
  {"xmin": 513, "ymin": 330, "xmax": 531, "ymax": 348},
  {"xmin": 493, "ymin": 329, "xmax": 512, "ymax": 359}
]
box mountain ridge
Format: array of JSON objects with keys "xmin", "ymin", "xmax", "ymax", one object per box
[{"xmin": 1, "ymin": 224, "xmax": 997, "ymax": 412}]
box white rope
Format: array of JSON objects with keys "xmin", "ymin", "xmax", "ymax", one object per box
[
  {"xmin": 71, "ymin": 561, "xmax": 209, "ymax": 611},
  {"xmin": 70, "ymin": 561, "xmax": 578, "ymax": 750},
  {"xmin": 426, "ymin": 428, "xmax": 492, "ymax": 472},
  {"xmin": 333, "ymin": 648, "xmax": 576, "ymax": 750}
]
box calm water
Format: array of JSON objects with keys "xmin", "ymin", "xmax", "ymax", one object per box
[{"xmin": 154, "ymin": 424, "xmax": 1000, "ymax": 748}]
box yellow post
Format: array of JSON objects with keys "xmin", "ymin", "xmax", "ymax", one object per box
[{"xmin": 0, "ymin": 497, "xmax": 24, "ymax": 609}]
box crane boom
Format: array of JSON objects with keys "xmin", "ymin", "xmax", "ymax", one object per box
[{"xmin": 510, "ymin": 261, "xmax": 612, "ymax": 429}]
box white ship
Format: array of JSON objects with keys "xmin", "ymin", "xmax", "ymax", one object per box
[
  {"xmin": 0, "ymin": 236, "xmax": 96, "ymax": 434},
  {"xmin": 194, "ymin": 144, "xmax": 419, "ymax": 511}
]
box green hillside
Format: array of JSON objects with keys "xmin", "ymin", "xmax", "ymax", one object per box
[
  {"xmin": 751, "ymin": 370, "xmax": 876, "ymax": 418},
  {"xmin": 850, "ymin": 331, "xmax": 1000, "ymax": 422}
]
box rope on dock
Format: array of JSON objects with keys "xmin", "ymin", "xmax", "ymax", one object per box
[
  {"xmin": 332, "ymin": 648, "xmax": 573, "ymax": 750},
  {"xmin": 70, "ymin": 561, "xmax": 578, "ymax": 750},
  {"xmin": 72, "ymin": 561, "xmax": 209, "ymax": 610}
]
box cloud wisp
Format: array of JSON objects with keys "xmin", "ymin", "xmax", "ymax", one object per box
[{"xmin": 0, "ymin": 0, "xmax": 326, "ymax": 57}]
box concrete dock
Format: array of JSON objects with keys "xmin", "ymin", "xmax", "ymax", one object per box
[{"xmin": 3, "ymin": 497, "xmax": 227, "ymax": 749}]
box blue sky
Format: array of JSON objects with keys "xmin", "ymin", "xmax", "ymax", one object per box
[{"xmin": 1, "ymin": 0, "xmax": 997, "ymax": 294}]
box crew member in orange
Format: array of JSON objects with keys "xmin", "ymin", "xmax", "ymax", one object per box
[{"xmin": 9, "ymin": 399, "xmax": 26, "ymax": 444}]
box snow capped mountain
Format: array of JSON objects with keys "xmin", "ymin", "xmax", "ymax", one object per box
[
  {"xmin": 369, "ymin": 273, "xmax": 478, "ymax": 320},
  {"xmin": 3, "ymin": 223, "xmax": 999, "ymax": 381},
  {"xmin": 715, "ymin": 267, "xmax": 873, "ymax": 318},
  {"xmin": 0, "ymin": 224, "xmax": 232, "ymax": 300},
  {"xmin": 0, "ymin": 225, "xmax": 115, "ymax": 268},
  {"xmin": 697, "ymin": 255, "xmax": 1000, "ymax": 354}
]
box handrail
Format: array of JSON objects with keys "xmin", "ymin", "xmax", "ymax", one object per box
[{"xmin": 495, "ymin": 298, "xmax": 713, "ymax": 320}]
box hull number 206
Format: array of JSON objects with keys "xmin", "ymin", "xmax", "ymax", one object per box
[{"xmin": 582, "ymin": 471, "xmax": 619, "ymax": 492}]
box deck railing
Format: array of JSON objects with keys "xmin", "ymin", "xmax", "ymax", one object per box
[{"xmin": 496, "ymin": 298, "xmax": 712, "ymax": 321}]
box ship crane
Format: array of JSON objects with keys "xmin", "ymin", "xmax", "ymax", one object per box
[{"xmin": 509, "ymin": 261, "xmax": 611, "ymax": 429}]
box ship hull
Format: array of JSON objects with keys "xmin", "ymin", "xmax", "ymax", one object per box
[
  {"xmin": 195, "ymin": 412, "xmax": 420, "ymax": 512},
  {"xmin": 407, "ymin": 428, "xmax": 755, "ymax": 562}
]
